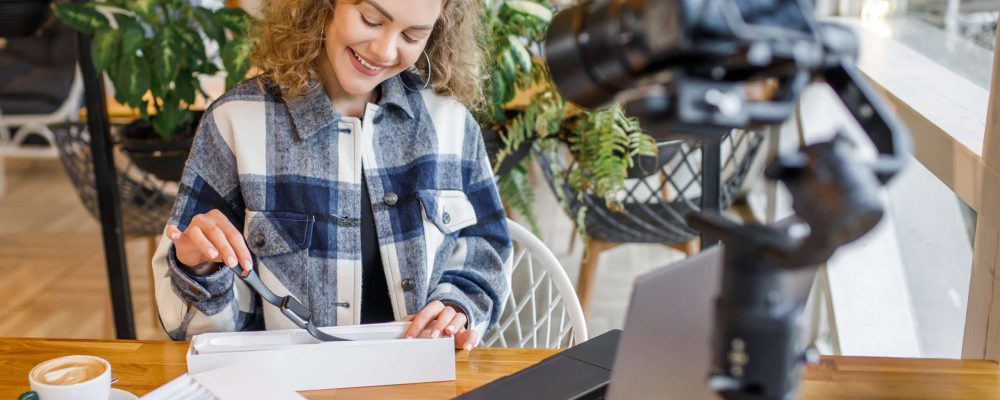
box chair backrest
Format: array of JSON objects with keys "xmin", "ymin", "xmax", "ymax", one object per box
[{"xmin": 481, "ymin": 219, "xmax": 589, "ymax": 349}]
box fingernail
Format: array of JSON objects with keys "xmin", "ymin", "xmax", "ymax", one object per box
[
  {"xmin": 244, "ymin": 259, "xmax": 254, "ymax": 270},
  {"xmin": 464, "ymin": 343, "xmax": 472, "ymax": 352},
  {"xmin": 405, "ymin": 335, "xmax": 413, "ymax": 339},
  {"xmin": 445, "ymin": 325, "xmax": 454, "ymax": 335},
  {"xmin": 208, "ymin": 249, "xmax": 218, "ymax": 258},
  {"xmin": 170, "ymin": 232, "xmax": 180, "ymax": 240},
  {"xmin": 226, "ymin": 257, "xmax": 237, "ymax": 267},
  {"xmin": 431, "ymin": 330, "xmax": 440, "ymax": 339}
]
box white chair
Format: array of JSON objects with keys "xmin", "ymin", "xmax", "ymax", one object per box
[
  {"xmin": 0, "ymin": 67, "xmax": 83, "ymax": 197},
  {"xmin": 0, "ymin": 67, "xmax": 82, "ymax": 159},
  {"xmin": 481, "ymin": 219, "xmax": 589, "ymax": 349}
]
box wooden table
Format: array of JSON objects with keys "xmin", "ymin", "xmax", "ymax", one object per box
[{"xmin": 1, "ymin": 337, "xmax": 998, "ymax": 399}]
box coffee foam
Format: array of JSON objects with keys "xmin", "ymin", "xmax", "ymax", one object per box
[{"xmin": 31, "ymin": 356, "xmax": 106, "ymax": 386}]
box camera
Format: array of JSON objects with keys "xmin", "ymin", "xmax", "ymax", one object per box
[
  {"xmin": 544, "ymin": 0, "xmax": 878, "ymax": 140},
  {"xmin": 542, "ymin": 1, "xmax": 910, "ymax": 399}
]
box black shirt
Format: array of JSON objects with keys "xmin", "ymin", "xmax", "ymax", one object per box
[{"xmin": 360, "ymin": 170, "xmax": 395, "ymax": 324}]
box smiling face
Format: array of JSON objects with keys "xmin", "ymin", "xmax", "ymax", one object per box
[{"xmin": 322, "ymin": 0, "xmax": 443, "ymax": 98}]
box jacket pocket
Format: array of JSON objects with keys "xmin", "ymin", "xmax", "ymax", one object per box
[
  {"xmin": 244, "ymin": 211, "xmax": 315, "ymax": 257},
  {"xmin": 416, "ymin": 189, "xmax": 478, "ymax": 234}
]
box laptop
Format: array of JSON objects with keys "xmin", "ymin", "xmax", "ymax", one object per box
[
  {"xmin": 456, "ymin": 245, "xmax": 816, "ymax": 399},
  {"xmin": 453, "ymin": 329, "xmax": 620, "ymax": 400},
  {"xmin": 604, "ymin": 246, "xmax": 724, "ymax": 399}
]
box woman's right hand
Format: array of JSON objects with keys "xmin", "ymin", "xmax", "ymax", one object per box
[{"xmin": 166, "ymin": 209, "xmax": 253, "ymax": 276}]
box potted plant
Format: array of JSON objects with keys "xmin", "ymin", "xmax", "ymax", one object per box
[
  {"xmin": 52, "ymin": 0, "xmax": 252, "ymax": 181},
  {"xmin": 478, "ymin": 0, "xmax": 657, "ymax": 235}
]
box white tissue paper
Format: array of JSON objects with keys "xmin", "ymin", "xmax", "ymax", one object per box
[{"xmin": 140, "ymin": 363, "xmax": 303, "ymax": 400}]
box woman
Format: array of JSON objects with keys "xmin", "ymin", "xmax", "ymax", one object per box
[{"xmin": 151, "ymin": 0, "xmax": 510, "ymax": 352}]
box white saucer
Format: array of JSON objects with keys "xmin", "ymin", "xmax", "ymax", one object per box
[{"xmin": 110, "ymin": 388, "xmax": 138, "ymax": 400}]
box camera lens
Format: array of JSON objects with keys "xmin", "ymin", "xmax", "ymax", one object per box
[{"xmin": 545, "ymin": 0, "xmax": 687, "ymax": 109}]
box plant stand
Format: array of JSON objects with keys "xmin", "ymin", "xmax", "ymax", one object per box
[
  {"xmin": 539, "ymin": 129, "xmax": 765, "ymax": 316},
  {"xmin": 700, "ymin": 132, "xmax": 724, "ymax": 247},
  {"xmin": 76, "ymin": 25, "xmax": 135, "ymax": 339}
]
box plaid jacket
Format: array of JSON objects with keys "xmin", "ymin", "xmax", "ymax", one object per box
[{"xmin": 151, "ymin": 74, "xmax": 512, "ymax": 341}]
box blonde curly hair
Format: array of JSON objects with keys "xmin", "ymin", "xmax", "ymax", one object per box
[{"xmin": 251, "ymin": 0, "xmax": 485, "ymax": 109}]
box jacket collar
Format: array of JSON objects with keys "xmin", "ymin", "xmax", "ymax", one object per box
[
  {"xmin": 283, "ymin": 79, "xmax": 339, "ymax": 141},
  {"xmin": 283, "ymin": 75, "xmax": 416, "ymax": 141},
  {"xmin": 378, "ymin": 74, "xmax": 416, "ymax": 120}
]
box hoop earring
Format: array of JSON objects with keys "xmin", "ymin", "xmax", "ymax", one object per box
[{"xmin": 402, "ymin": 51, "xmax": 432, "ymax": 91}]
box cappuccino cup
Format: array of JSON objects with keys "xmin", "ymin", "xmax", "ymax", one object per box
[{"xmin": 28, "ymin": 355, "xmax": 111, "ymax": 400}]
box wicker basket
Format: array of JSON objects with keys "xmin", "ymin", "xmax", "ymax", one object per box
[
  {"xmin": 537, "ymin": 130, "xmax": 764, "ymax": 244},
  {"xmin": 52, "ymin": 122, "xmax": 178, "ymax": 237}
]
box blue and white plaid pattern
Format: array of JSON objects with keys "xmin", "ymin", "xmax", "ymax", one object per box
[{"xmin": 151, "ymin": 74, "xmax": 512, "ymax": 341}]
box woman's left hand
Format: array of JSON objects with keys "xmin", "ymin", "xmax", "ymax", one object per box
[{"xmin": 403, "ymin": 300, "xmax": 477, "ymax": 351}]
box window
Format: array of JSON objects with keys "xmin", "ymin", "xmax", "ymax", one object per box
[{"xmin": 837, "ymin": 0, "xmax": 998, "ymax": 88}]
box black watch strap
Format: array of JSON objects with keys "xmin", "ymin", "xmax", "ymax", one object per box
[
  {"xmin": 305, "ymin": 322, "xmax": 345, "ymax": 342},
  {"xmin": 233, "ymin": 265, "xmax": 349, "ymax": 342}
]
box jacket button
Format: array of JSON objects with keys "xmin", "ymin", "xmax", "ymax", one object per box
[
  {"xmin": 383, "ymin": 192, "xmax": 398, "ymax": 206},
  {"xmin": 253, "ymin": 233, "xmax": 266, "ymax": 248},
  {"xmin": 441, "ymin": 212, "xmax": 451, "ymax": 225},
  {"xmin": 401, "ymin": 278, "xmax": 415, "ymax": 291}
]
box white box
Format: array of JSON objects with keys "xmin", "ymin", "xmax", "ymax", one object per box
[{"xmin": 186, "ymin": 322, "xmax": 456, "ymax": 391}]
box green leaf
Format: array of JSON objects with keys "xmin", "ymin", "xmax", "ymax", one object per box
[
  {"xmin": 153, "ymin": 98, "xmax": 193, "ymax": 140},
  {"xmin": 490, "ymin": 72, "xmax": 507, "ymax": 121},
  {"xmin": 151, "ymin": 103, "xmax": 175, "ymax": 140},
  {"xmin": 499, "ymin": 49, "xmax": 517, "ymax": 83},
  {"xmin": 506, "ymin": 35, "xmax": 531, "ymax": 75},
  {"xmin": 91, "ymin": 30, "xmax": 121, "ymax": 74},
  {"xmin": 158, "ymin": 30, "xmax": 180, "ymax": 86},
  {"xmin": 504, "ymin": 1, "xmax": 552, "ymax": 24},
  {"xmin": 222, "ymin": 37, "xmax": 253, "ymax": 89},
  {"xmin": 192, "ymin": 7, "xmax": 226, "ymax": 44},
  {"xmin": 131, "ymin": 0, "xmax": 157, "ymax": 19},
  {"xmin": 496, "ymin": 164, "xmax": 541, "ymax": 235},
  {"xmin": 112, "ymin": 58, "xmax": 134, "ymax": 107},
  {"xmin": 115, "ymin": 57, "xmax": 150, "ymax": 111},
  {"xmin": 173, "ymin": 27, "xmax": 206, "ymax": 58},
  {"xmin": 148, "ymin": 73, "xmax": 162, "ymax": 109},
  {"xmin": 133, "ymin": 62, "xmax": 152, "ymax": 109},
  {"xmin": 214, "ymin": 7, "xmax": 251, "ymax": 34},
  {"xmin": 51, "ymin": 3, "xmax": 109, "ymax": 33},
  {"xmin": 117, "ymin": 16, "xmax": 146, "ymax": 58},
  {"xmin": 111, "ymin": 78, "xmax": 127, "ymax": 105},
  {"xmin": 501, "ymin": 82, "xmax": 516, "ymax": 104},
  {"xmin": 175, "ymin": 72, "xmax": 196, "ymax": 105},
  {"xmin": 103, "ymin": 0, "xmax": 129, "ymax": 8}
]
